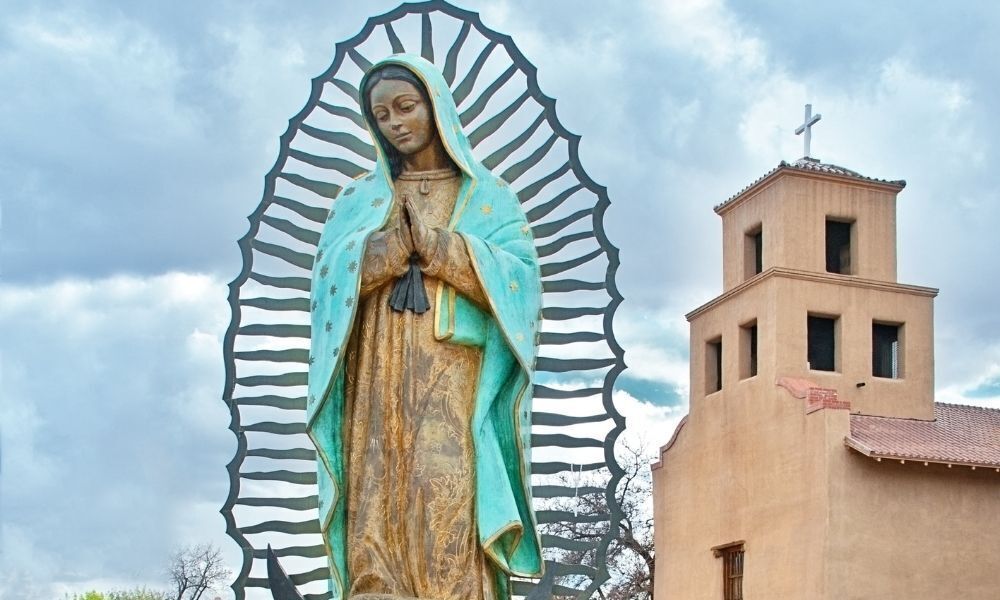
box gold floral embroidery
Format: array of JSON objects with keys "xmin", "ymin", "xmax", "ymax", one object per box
[{"xmin": 342, "ymin": 172, "xmax": 492, "ymax": 600}]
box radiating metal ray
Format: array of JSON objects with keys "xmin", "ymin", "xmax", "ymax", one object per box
[
  {"xmin": 420, "ymin": 13, "xmax": 434, "ymax": 62},
  {"xmin": 384, "ymin": 23, "xmax": 405, "ymax": 54},
  {"xmin": 459, "ymin": 63, "xmax": 518, "ymax": 126},
  {"xmin": 468, "ymin": 90, "xmax": 530, "ymax": 148},
  {"xmin": 482, "ymin": 112, "xmax": 545, "ymax": 170},
  {"xmin": 316, "ymin": 101, "xmax": 366, "ymax": 129},
  {"xmin": 298, "ymin": 125, "xmax": 376, "ymax": 161},
  {"xmin": 223, "ymin": 4, "xmax": 625, "ymax": 600},
  {"xmin": 452, "ymin": 40, "xmax": 498, "ymax": 106},
  {"xmin": 442, "ymin": 21, "xmax": 471, "ymax": 86},
  {"xmin": 261, "ymin": 216, "xmax": 322, "ymax": 247}
]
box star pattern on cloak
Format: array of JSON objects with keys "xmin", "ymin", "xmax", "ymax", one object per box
[
  {"xmin": 311, "ymin": 299, "xmax": 318, "ymax": 311},
  {"xmin": 345, "ymin": 297, "xmax": 354, "ymax": 308},
  {"xmin": 346, "ymin": 240, "xmax": 356, "ymax": 251},
  {"xmin": 320, "ymin": 265, "xmax": 329, "ymax": 278},
  {"xmin": 325, "ymin": 321, "xmax": 332, "ymax": 332},
  {"xmin": 309, "ymin": 355, "xmax": 315, "ymax": 365},
  {"xmin": 481, "ymin": 205, "xmax": 493, "ymax": 216},
  {"xmin": 509, "ymin": 281, "xmax": 519, "ymax": 292},
  {"xmin": 330, "ymin": 284, "xmax": 338, "ymax": 296},
  {"xmin": 348, "ymin": 261, "xmax": 358, "ymax": 273},
  {"xmin": 332, "ymin": 347, "xmax": 340, "ymax": 357},
  {"xmin": 343, "ymin": 187, "xmax": 355, "ymax": 196},
  {"xmin": 521, "ymin": 224, "xmax": 532, "ymax": 237},
  {"xmin": 365, "ymin": 173, "xmax": 376, "ymax": 182},
  {"xmin": 515, "ymin": 332, "xmax": 525, "ymax": 343},
  {"xmin": 316, "ymin": 249, "xmax": 324, "ymax": 261},
  {"xmin": 371, "ymin": 198, "xmax": 385, "ymax": 208},
  {"xmin": 327, "ymin": 209, "xmax": 336, "ymax": 221}
]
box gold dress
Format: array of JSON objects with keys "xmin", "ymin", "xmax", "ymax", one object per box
[{"xmin": 342, "ymin": 168, "xmax": 494, "ymax": 600}]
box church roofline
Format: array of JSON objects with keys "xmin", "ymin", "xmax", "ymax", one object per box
[
  {"xmin": 845, "ymin": 403, "xmax": 1000, "ymax": 471},
  {"xmin": 651, "ymin": 414, "xmax": 688, "ymax": 472},
  {"xmin": 685, "ymin": 267, "xmax": 939, "ymax": 322},
  {"xmin": 714, "ymin": 158, "xmax": 907, "ymax": 215}
]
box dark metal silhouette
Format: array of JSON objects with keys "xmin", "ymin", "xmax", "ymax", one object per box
[
  {"xmin": 222, "ymin": 2, "xmax": 626, "ymax": 599},
  {"xmin": 267, "ymin": 546, "xmax": 306, "ymax": 600}
]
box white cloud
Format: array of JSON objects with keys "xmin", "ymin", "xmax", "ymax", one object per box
[
  {"xmin": 614, "ymin": 389, "xmax": 685, "ymax": 456},
  {"xmin": 7, "ymin": 8, "xmax": 201, "ymax": 146},
  {"xmin": 213, "ymin": 20, "xmax": 311, "ymax": 154},
  {"xmin": 650, "ymin": 0, "xmax": 766, "ymax": 72},
  {"xmin": 0, "ymin": 273, "xmax": 235, "ymax": 598},
  {"xmin": 935, "ymin": 346, "xmax": 1000, "ymax": 409}
]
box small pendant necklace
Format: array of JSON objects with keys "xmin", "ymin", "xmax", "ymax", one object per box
[{"xmin": 399, "ymin": 167, "xmax": 458, "ymax": 197}]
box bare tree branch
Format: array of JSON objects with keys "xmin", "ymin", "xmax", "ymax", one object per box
[
  {"xmin": 537, "ymin": 439, "xmax": 656, "ymax": 600},
  {"xmin": 167, "ymin": 544, "xmax": 231, "ymax": 600}
]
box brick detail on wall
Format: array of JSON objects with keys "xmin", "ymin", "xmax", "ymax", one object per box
[{"xmin": 806, "ymin": 387, "xmax": 850, "ymax": 414}]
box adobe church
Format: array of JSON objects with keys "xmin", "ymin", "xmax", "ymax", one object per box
[{"xmin": 651, "ymin": 111, "xmax": 1000, "ymax": 599}]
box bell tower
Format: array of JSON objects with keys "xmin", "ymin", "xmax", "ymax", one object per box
[
  {"xmin": 653, "ymin": 107, "xmax": 1000, "ymax": 600},
  {"xmin": 688, "ymin": 154, "xmax": 938, "ymax": 419}
]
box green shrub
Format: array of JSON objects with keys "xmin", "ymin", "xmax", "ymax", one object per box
[{"xmin": 70, "ymin": 589, "xmax": 168, "ymax": 600}]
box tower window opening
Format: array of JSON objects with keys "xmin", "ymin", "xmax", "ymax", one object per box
[
  {"xmin": 744, "ymin": 225, "xmax": 763, "ymax": 279},
  {"xmin": 826, "ymin": 219, "xmax": 854, "ymax": 274},
  {"xmin": 740, "ymin": 321, "xmax": 758, "ymax": 379},
  {"xmin": 707, "ymin": 337, "xmax": 723, "ymax": 393},
  {"xmin": 808, "ymin": 315, "xmax": 838, "ymax": 372},
  {"xmin": 873, "ymin": 322, "xmax": 902, "ymax": 378}
]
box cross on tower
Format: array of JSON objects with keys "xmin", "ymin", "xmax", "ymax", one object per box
[{"xmin": 795, "ymin": 103, "xmax": 822, "ymax": 159}]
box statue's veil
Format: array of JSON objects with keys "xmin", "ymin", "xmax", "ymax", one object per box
[{"xmin": 222, "ymin": 3, "xmax": 625, "ymax": 598}]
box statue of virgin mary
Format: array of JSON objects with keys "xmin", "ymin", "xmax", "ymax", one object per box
[{"xmin": 306, "ymin": 54, "xmax": 544, "ymax": 600}]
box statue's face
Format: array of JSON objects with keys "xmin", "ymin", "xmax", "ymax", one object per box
[{"xmin": 369, "ymin": 78, "xmax": 437, "ymax": 157}]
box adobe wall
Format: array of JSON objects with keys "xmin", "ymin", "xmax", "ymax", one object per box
[
  {"xmin": 651, "ymin": 377, "xmax": 844, "ymax": 599},
  {"xmin": 827, "ymin": 452, "xmax": 1000, "ymax": 599}
]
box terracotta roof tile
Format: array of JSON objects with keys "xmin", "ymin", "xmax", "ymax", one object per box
[
  {"xmin": 846, "ymin": 403, "xmax": 1000, "ymax": 468},
  {"xmin": 714, "ymin": 158, "xmax": 907, "ymax": 213}
]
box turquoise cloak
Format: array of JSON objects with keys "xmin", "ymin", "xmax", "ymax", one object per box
[{"xmin": 306, "ymin": 54, "xmax": 543, "ymax": 598}]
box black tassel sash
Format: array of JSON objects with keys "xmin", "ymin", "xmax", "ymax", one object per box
[{"xmin": 389, "ymin": 253, "xmax": 430, "ymax": 313}]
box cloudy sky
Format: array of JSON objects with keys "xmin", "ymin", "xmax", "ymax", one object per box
[{"xmin": 3, "ymin": 0, "xmax": 1000, "ymax": 597}]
